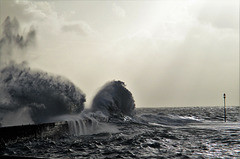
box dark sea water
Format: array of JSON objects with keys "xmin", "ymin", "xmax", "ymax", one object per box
[{"xmin": 1, "ymin": 106, "xmax": 240, "ymax": 159}]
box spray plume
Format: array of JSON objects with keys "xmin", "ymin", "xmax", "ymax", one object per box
[
  {"xmin": 0, "ymin": 16, "xmax": 136, "ymax": 129},
  {"xmin": 0, "ymin": 16, "xmax": 36, "ymax": 67},
  {"xmin": 0, "ymin": 16, "xmax": 86, "ymax": 126},
  {"xmin": 91, "ymin": 80, "xmax": 136, "ymax": 117},
  {"xmin": 0, "ymin": 63, "xmax": 86, "ymax": 125}
]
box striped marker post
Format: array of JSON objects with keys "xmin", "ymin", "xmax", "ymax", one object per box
[{"xmin": 223, "ymin": 93, "xmax": 226, "ymax": 122}]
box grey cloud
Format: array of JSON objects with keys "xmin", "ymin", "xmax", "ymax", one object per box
[{"xmin": 62, "ymin": 22, "xmax": 94, "ymax": 36}]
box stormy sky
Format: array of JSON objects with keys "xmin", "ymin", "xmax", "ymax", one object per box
[{"xmin": 0, "ymin": 0, "xmax": 239, "ymax": 107}]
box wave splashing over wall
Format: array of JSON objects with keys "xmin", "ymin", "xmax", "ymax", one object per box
[
  {"xmin": 91, "ymin": 80, "xmax": 136, "ymax": 117},
  {"xmin": 0, "ymin": 63, "xmax": 86, "ymax": 126},
  {"xmin": 49, "ymin": 112, "xmax": 117, "ymax": 136}
]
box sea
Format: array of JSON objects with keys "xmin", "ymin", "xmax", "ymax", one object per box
[{"xmin": 1, "ymin": 106, "xmax": 239, "ymax": 159}]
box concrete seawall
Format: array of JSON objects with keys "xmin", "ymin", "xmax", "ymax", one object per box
[{"xmin": 0, "ymin": 122, "xmax": 68, "ymax": 143}]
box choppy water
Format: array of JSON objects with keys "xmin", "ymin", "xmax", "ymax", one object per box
[{"xmin": 1, "ymin": 106, "xmax": 240, "ymax": 159}]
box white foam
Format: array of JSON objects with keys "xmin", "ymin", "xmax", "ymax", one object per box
[{"xmin": 48, "ymin": 112, "xmax": 119, "ymax": 136}]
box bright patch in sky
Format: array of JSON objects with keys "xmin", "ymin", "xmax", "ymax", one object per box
[{"xmin": 0, "ymin": 0, "xmax": 239, "ymax": 107}]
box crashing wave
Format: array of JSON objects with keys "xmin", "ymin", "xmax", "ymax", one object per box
[
  {"xmin": 91, "ymin": 80, "xmax": 136, "ymax": 117},
  {"xmin": 0, "ymin": 63, "xmax": 86, "ymax": 125},
  {"xmin": 49, "ymin": 112, "xmax": 117, "ymax": 136}
]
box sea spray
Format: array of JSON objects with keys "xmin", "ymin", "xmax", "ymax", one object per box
[
  {"xmin": 0, "ymin": 16, "xmax": 86, "ymax": 126},
  {"xmin": 66, "ymin": 114, "xmax": 97, "ymax": 135},
  {"xmin": 0, "ymin": 63, "xmax": 86, "ymax": 126},
  {"xmin": 0, "ymin": 16, "xmax": 36, "ymax": 67},
  {"xmin": 0, "ymin": 106, "xmax": 34, "ymax": 126},
  {"xmin": 91, "ymin": 80, "xmax": 136, "ymax": 117},
  {"xmin": 0, "ymin": 16, "xmax": 135, "ymax": 131},
  {"xmin": 49, "ymin": 112, "xmax": 117, "ymax": 136}
]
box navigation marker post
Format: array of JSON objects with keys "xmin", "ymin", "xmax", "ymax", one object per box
[{"xmin": 223, "ymin": 93, "xmax": 226, "ymax": 122}]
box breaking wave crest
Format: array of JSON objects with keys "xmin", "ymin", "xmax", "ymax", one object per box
[
  {"xmin": 0, "ymin": 63, "xmax": 86, "ymax": 126},
  {"xmin": 138, "ymin": 113, "xmax": 201, "ymax": 126},
  {"xmin": 91, "ymin": 80, "xmax": 136, "ymax": 117}
]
